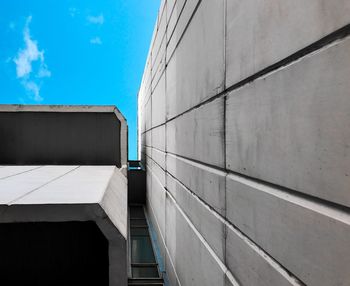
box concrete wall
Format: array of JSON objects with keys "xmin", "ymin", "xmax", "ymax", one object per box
[
  {"xmin": 0, "ymin": 105, "xmax": 128, "ymax": 168},
  {"xmin": 138, "ymin": 1, "xmax": 350, "ymax": 285}
]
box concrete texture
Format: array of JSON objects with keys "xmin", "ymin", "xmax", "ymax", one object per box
[
  {"xmin": 0, "ymin": 105, "xmax": 128, "ymax": 169},
  {"xmin": 152, "ymin": 148, "xmax": 166, "ymax": 170},
  {"xmin": 166, "ymin": 0, "xmax": 224, "ymax": 119},
  {"xmin": 138, "ymin": 0, "xmax": 350, "ymax": 285},
  {"xmin": 226, "ymin": 173, "xmax": 350, "ymax": 286},
  {"xmin": 226, "ymin": 0, "xmax": 350, "ymax": 87},
  {"xmin": 152, "ymin": 75, "xmax": 166, "ymax": 127},
  {"xmin": 226, "ymin": 36, "xmax": 350, "ymax": 207},
  {"xmin": 167, "ymin": 153, "xmax": 226, "ymax": 215},
  {"xmin": 166, "ymin": 172, "xmax": 225, "ymax": 261},
  {"xmin": 166, "ymin": 97, "xmax": 225, "ymax": 167},
  {"xmin": 0, "ymin": 165, "xmax": 128, "ymax": 286},
  {"xmin": 152, "ymin": 125, "xmax": 165, "ymax": 151}
]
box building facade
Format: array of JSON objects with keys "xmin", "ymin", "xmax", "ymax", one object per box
[{"xmin": 138, "ymin": 1, "xmax": 350, "ymax": 285}]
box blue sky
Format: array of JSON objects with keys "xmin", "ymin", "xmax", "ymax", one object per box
[{"xmin": 0, "ymin": 0, "xmax": 160, "ymax": 159}]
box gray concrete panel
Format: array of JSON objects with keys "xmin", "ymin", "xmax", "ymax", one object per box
[
  {"xmin": 166, "ymin": 172, "xmax": 225, "ymax": 261},
  {"xmin": 166, "ymin": 0, "xmax": 225, "ymax": 119},
  {"xmin": 226, "ymin": 173, "xmax": 350, "ymax": 286},
  {"xmin": 145, "ymin": 98, "xmax": 152, "ymax": 131},
  {"xmin": 0, "ymin": 111, "xmax": 121, "ymax": 166},
  {"xmin": 152, "ymin": 74, "xmax": 166, "ymax": 127},
  {"xmin": 166, "ymin": 0, "xmax": 199, "ymax": 63},
  {"xmin": 167, "ymin": 153, "xmax": 226, "ymax": 215},
  {"xmin": 151, "ymin": 39, "xmax": 166, "ymax": 89},
  {"xmin": 149, "ymin": 169, "xmax": 166, "ymax": 236},
  {"xmin": 226, "ymin": 0, "xmax": 350, "ymax": 88},
  {"xmin": 165, "ymin": 195, "xmax": 227, "ymax": 286},
  {"xmin": 152, "ymin": 125, "xmax": 165, "ymax": 152},
  {"xmin": 152, "ymin": 7, "xmax": 166, "ymax": 70},
  {"xmin": 226, "ymin": 225, "xmax": 301, "ymax": 286},
  {"xmin": 226, "ymin": 37, "xmax": 350, "ymax": 206},
  {"xmin": 167, "ymin": 97, "xmax": 225, "ymax": 167},
  {"xmin": 152, "ymin": 148, "xmax": 166, "ymax": 170}
]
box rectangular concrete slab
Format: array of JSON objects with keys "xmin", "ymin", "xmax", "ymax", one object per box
[
  {"xmin": 152, "ymin": 6, "xmax": 166, "ymax": 70},
  {"xmin": 145, "ymin": 97, "xmax": 152, "ymax": 131},
  {"xmin": 0, "ymin": 166, "xmax": 42, "ymax": 179},
  {"xmin": 152, "ymin": 74, "xmax": 166, "ymax": 127},
  {"xmin": 151, "ymin": 158, "xmax": 166, "ymax": 187},
  {"xmin": 166, "ymin": 0, "xmax": 225, "ymax": 119},
  {"xmin": 15, "ymin": 166, "xmax": 115, "ymax": 204},
  {"xmin": 166, "ymin": 172, "xmax": 225, "ymax": 261},
  {"xmin": 166, "ymin": 0, "xmax": 199, "ymax": 62},
  {"xmin": 100, "ymin": 167, "xmax": 128, "ymax": 239},
  {"xmin": 152, "ymin": 148, "xmax": 166, "ymax": 170},
  {"xmin": 151, "ymin": 40, "xmax": 166, "ymax": 89},
  {"xmin": 167, "ymin": 97, "xmax": 225, "ymax": 167},
  {"xmin": 148, "ymin": 168, "xmax": 166, "ymax": 236},
  {"xmin": 0, "ymin": 166, "xmax": 78, "ymax": 204},
  {"xmin": 167, "ymin": 153, "xmax": 226, "ymax": 215},
  {"xmin": 226, "ymin": 36, "xmax": 350, "ymax": 206},
  {"xmin": 225, "ymin": 224, "xmax": 301, "ymax": 286},
  {"xmin": 226, "ymin": 0, "xmax": 350, "ymax": 87},
  {"xmin": 165, "ymin": 195, "xmax": 226, "ymax": 286},
  {"xmin": 152, "ymin": 125, "xmax": 165, "ymax": 152},
  {"xmin": 0, "ymin": 110, "xmax": 121, "ymax": 166},
  {"xmin": 226, "ymin": 173, "xmax": 350, "ymax": 286}
]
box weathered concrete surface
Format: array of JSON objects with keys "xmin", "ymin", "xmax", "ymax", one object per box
[
  {"xmin": 0, "ymin": 105, "xmax": 128, "ymax": 169},
  {"xmin": 167, "ymin": 153, "xmax": 226, "ymax": 215},
  {"xmin": 152, "ymin": 125, "xmax": 165, "ymax": 151},
  {"xmin": 166, "ymin": 172, "xmax": 225, "ymax": 261},
  {"xmin": 152, "ymin": 74, "xmax": 166, "ymax": 127},
  {"xmin": 166, "ymin": 0, "xmax": 198, "ymax": 62},
  {"xmin": 226, "ymin": 37, "xmax": 350, "ymax": 207},
  {"xmin": 152, "ymin": 148, "xmax": 166, "ymax": 170},
  {"xmin": 225, "ymin": 224, "xmax": 301, "ymax": 286},
  {"xmin": 151, "ymin": 4, "xmax": 166, "ymax": 71},
  {"xmin": 138, "ymin": 0, "xmax": 350, "ymax": 285},
  {"xmin": 166, "ymin": 0, "xmax": 225, "ymax": 119},
  {"xmin": 0, "ymin": 165, "xmax": 128, "ymax": 286},
  {"xmin": 164, "ymin": 195, "xmax": 227, "ymax": 286},
  {"xmin": 226, "ymin": 173, "xmax": 350, "ymax": 286},
  {"xmin": 145, "ymin": 98, "xmax": 152, "ymax": 131},
  {"xmin": 167, "ymin": 97, "xmax": 225, "ymax": 167},
  {"xmin": 226, "ymin": 0, "xmax": 350, "ymax": 87}
]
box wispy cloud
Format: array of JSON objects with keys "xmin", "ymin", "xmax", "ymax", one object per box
[
  {"xmin": 87, "ymin": 14, "xmax": 104, "ymax": 25},
  {"xmin": 13, "ymin": 16, "xmax": 50, "ymax": 102},
  {"xmin": 23, "ymin": 80, "xmax": 42, "ymax": 102},
  {"xmin": 90, "ymin": 37, "xmax": 102, "ymax": 45},
  {"xmin": 69, "ymin": 7, "xmax": 78, "ymax": 18}
]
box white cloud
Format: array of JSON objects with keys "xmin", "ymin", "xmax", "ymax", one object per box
[
  {"xmin": 90, "ymin": 37, "xmax": 102, "ymax": 45},
  {"xmin": 37, "ymin": 63, "xmax": 51, "ymax": 78},
  {"xmin": 87, "ymin": 14, "xmax": 104, "ymax": 25},
  {"xmin": 69, "ymin": 7, "xmax": 79, "ymax": 18},
  {"xmin": 13, "ymin": 16, "xmax": 50, "ymax": 102},
  {"xmin": 23, "ymin": 80, "xmax": 42, "ymax": 102}
]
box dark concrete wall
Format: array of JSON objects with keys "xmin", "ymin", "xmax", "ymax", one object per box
[
  {"xmin": 0, "ymin": 112, "xmax": 121, "ymax": 166},
  {"xmin": 0, "ymin": 221, "xmax": 109, "ymax": 286},
  {"xmin": 128, "ymin": 169, "xmax": 146, "ymax": 204}
]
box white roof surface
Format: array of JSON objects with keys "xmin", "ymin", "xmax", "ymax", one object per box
[
  {"xmin": 0, "ymin": 165, "xmax": 127, "ymax": 238},
  {"xmin": 0, "ymin": 165, "xmax": 115, "ymax": 205}
]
